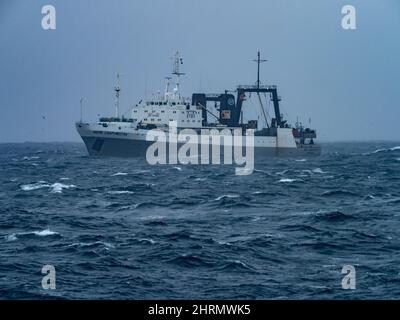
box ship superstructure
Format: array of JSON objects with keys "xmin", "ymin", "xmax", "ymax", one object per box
[{"xmin": 76, "ymin": 51, "xmax": 320, "ymax": 157}]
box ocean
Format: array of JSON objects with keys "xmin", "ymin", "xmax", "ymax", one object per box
[{"xmin": 0, "ymin": 142, "xmax": 399, "ymax": 299}]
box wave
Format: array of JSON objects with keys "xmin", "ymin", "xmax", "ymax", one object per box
[
  {"xmin": 5, "ymin": 234, "xmax": 18, "ymax": 242},
  {"xmin": 276, "ymin": 170, "xmax": 289, "ymax": 175},
  {"xmin": 314, "ymin": 210, "xmax": 355, "ymax": 222},
  {"xmin": 21, "ymin": 181, "xmax": 49, "ymax": 191},
  {"xmin": 143, "ymin": 220, "xmax": 168, "ymax": 226},
  {"xmin": 253, "ymin": 169, "xmax": 272, "ymax": 176},
  {"xmin": 111, "ymin": 172, "xmax": 128, "ymax": 176},
  {"xmin": 312, "ymin": 168, "xmax": 326, "ymax": 174},
  {"xmin": 251, "ymin": 190, "xmax": 281, "ymax": 196},
  {"xmin": 215, "ymin": 194, "xmax": 240, "ymax": 201},
  {"xmin": 321, "ymin": 190, "xmax": 358, "ymax": 197},
  {"xmin": 279, "ymin": 178, "xmax": 299, "ymax": 183},
  {"xmin": 217, "ymin": 260, "xmax": 255, "ymax": 272},
  {"xmin": 132, "ymin": 202, "xmax": 166, "ymax": 209},
  {"xmin": 138, "ymin": 238, "xmax": 156, "ymax": 245},
  {"xmin": 363, "ymin": 146, "xmax": 400, "ymax": 155},
  {"xmin": 107, "ymin": 190, "xmax": 134, "ymax": 195},
  {"xmin": 168, "ymin": 254, "xmax": 212, "ymax": 268},
  {"xmin": 33, "ymin": 229, "xmax": 59, "ymax": 236},
  {"xmin": 50, "ymin": 183, "xmax": 76, "ymax": 193},
  {"xmin": 4, "ymin": 229, "xmax": 60, "ymax": 241},
  {"xmin": 67, "ymin": 241, "xmax": 114, "ymax": 249},
  {"xmin": 20, "ymin": 182, "xmax": 76, "ymax": 193}
]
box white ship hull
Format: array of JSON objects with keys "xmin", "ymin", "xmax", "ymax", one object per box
[{"xmin": 76, "ymin": 122, "xmax": 321, "ymax": 158}]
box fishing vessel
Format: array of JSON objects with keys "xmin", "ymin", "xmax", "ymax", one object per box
[{"xmin": 76, "ymin": 51, "xmax": 321, "ymax": 158}]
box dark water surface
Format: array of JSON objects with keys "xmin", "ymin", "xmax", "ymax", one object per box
[{"xmin": 1, "ymin": 142, "xmax": 400, "ymax": 299}]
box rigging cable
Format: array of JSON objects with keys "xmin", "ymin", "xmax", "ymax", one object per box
[{"xmin": 257, "ymin": 92, "xmax": 269, "ymax": 128}]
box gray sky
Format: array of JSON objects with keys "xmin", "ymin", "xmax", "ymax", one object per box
[{"xmin": 0, "ymin": 0, "xmax": 399, "ymax": 142}]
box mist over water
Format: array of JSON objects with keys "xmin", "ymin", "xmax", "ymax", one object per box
[{"xmin": 1, "ymin": 142, "xmax": 400, "ymax": 299}]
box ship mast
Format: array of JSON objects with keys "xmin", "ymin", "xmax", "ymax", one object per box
[
  {"xmin": 253, "ymin": 51, "xmax": 269, "ymax": 127},
  {"xmin": 172, "ymin": 51, "xmax": 185, "ymax": 99},
  {"xmin": 114, "ymin": 73, "xmax": 121, "ymax": 119},
  {"xmin": 253, "ymin": 50, "xmax": 267, "ymax": 89},
  {"xmin": 164, "ymin": 76, "xmax": 172, "ymax": 99}
]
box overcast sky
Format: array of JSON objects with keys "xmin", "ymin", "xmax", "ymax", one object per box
[{"xmin": 0, "ymin": 0, "xmax": 399, "ymax": 142}]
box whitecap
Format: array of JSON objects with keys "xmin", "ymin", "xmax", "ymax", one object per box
[
  {"xmin": 23, "ymin": 156, "xmax": 40, "ymax": 160},
  {"xmin": 132, "ymin": 169, "xmax": 151, "ymax": 174},
  {"xmin": 60, "ymin": 177, "xmax": 70, "ymax": 180},
  {"xmin": 21, "ymin": 182, "xmax": 50, "ymax": 191},
  {"xmin": 111, "ymin": 172, "xmax": 128, "ymax": 176},
  {"xmin": 5, "ymin": 234, "xmax": 18, "ymax": 242},
  {"xmin": 370, "ymin": 148, "xmax": 386, "ymax": 154},
  {"xmin": 228, "ymin": 260, "xmax": 252, "ymax": 269},
  {"xmin": 67, "ymin": 241, "xmax": 114, "ymax": 249},
  {"xmin": 279, "ymin": 178, "xmax": 297, "ymax": 183},
  {"xmin": 312, "ymin": 168, "xmax": 326, "ymax": 174},
  {"xmin": 215, "ymin": 194, "xmax": 240, "ymax": 201},
  {"xmin": 139, "ymin": 238, "xmax": 156, "ymax": 245},
  {"xmin": 364, "ymin": 146, "xmax": 400, "ymax": 155},
  {"xmin": 50, "ymin": 183, "xmax": 76, "ymax": 193},
  {"xmin": 33, "ymin": 229, "xmax": 59, "ymax": 236},
  {"xmin": 218, "ymin": 241, "xmax": 231, "ymax": 246},
  {"xmin": 173, "ymin": 166, "xmax": 182, "ymax": 171},
  {"xmin": 295, "ymin": 159, "xmax": 307, "ymax": 162},
  {"xmin": 107, "ymin": 190, "xmax": 134, "ymax": 195},
  {"xmin": 139, "ymin": 215, "xmax": 166, "ymax": 221},
  {"xmin": 276, "ymin": 170, "xmax": 288, "ymax": 175}
]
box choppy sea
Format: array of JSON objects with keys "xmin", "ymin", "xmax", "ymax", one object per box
[{"xmin": 0, "ymin": 142, "xmax": 400, "ymax": 299}]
